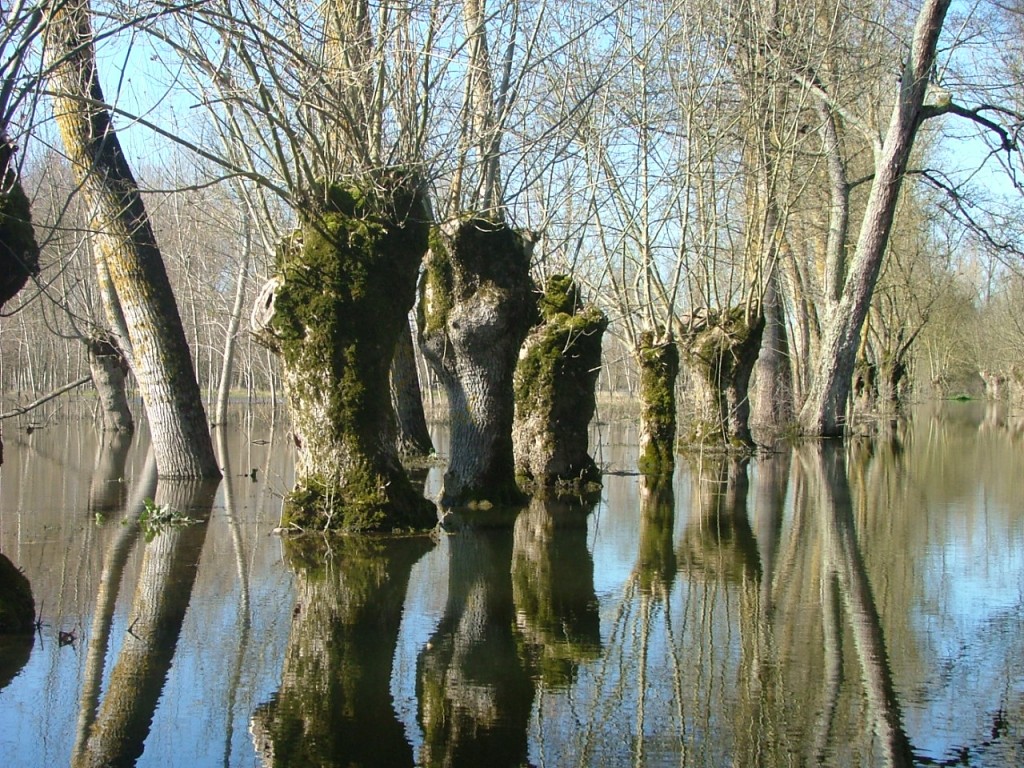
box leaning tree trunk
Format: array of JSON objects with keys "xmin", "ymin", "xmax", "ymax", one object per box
[
  {"xmin": 634, "ymin": 330, "xmax": 679, "ymax": 475},
  {"xmin": 799, "ymin": 0, "xmax": 952, "ymax": 436},
  {"xmin": 390, "ymin": 315, "xmax": 434, "ymax": 457},
  {"xmin": 251, "ymin": 175, "xmax": 435, "ymax": 532},
  {"xmin": 86, "ymin": 332, "xmax": 133, "ymax": 432},
  {"xmin": 513, "ymin": 275, "xmax": 607, "ymax": 497},
  {"xmin": 47, "ymin": 0, "xmax": 219, "ymax": 478},
  {"xmin": 419, "ymin": 218, "xmax": 536, "ymax": 508},
  {"xmin": 680, "ymin": 307, "xmax": 765, "ymax": 449}
]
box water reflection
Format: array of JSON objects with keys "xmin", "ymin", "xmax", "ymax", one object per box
[
  {"xmin": 73, "ymin": 478, "xmax": 218, "ymax": 768},
  {"xmin": 252, "ymin": 535, "xmax": 433, "ymax": 767},
  {"xmin": 417, "ymin": 513, "xmax": 536, "ymax": 766},
  {"xmin": 511, "ymin": 498, "xmax": 601, "ymax": 689},
  {"xmin": 0, "ymin": 405, "xmax": 1023, "ymax": 766}
]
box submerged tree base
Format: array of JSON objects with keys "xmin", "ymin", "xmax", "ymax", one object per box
[
  {"xmin": 0, "ymin": 553, "xmax": 34, "ymax": 634},
  {"xmin": 636, "ymin": 330, "xmax": 680, "ymax": 475},
  {"xmin": 253, "ymin": 172, "xmax": 436, "ymax": 533},
  {"xmin": 513, "ymin": 275, "xmax": 607, "ymax": 498}
]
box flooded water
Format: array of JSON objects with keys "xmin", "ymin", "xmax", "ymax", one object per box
[{"xmin": 1, "ymin": 401, "xmax": 1023, "ymax": 767}]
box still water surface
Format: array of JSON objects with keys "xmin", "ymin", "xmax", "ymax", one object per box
[{"xmin": 1, "ymin": 401, "xmax": 1023, "ymax": 767}]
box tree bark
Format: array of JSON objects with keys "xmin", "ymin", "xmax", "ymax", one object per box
[
  {"xmin": 419, "ymin": 217, "xmax": 536, "ymax": 508},
  {"xmin": 680, "ymin": 307, "xmax": 765, "ymax": 449},
  {"xmin": 0, "ymin": 138, "xmax": 39, "ymax": 309},
  {"xmin": 86, "ymin": 332, "xmax": 133, "ymax": 432},
  {"xmin": 390, "ymin": 314, "xmax": 434, "ymax": 457},
  {"xmin": 799, "ymin": 0, "xmax": 952, "ymax": 436},
  {"xmin": 513, "ymin": 275, "xmax": 607, "ymax": 496},
  {"xmin": 252, "ymin": 174, "xmax": 435, "ymax": 532},
  {"xmin": 213, "ymin": 222, "xmax": 250, "ymax": 427},
  {"xmin": 46, "ymin": 0, "xmax": 219, "ymax": 478},
  {"xmin": 635, "ymin": 330, "xmax": 679, "ymax": 475},
  {"xmin": 751, "ymin": 267, "xmax": 793, "ymax": 433}
]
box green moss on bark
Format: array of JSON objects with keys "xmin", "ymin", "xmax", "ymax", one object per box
[
  {"xmin": 514, "ymin": 275, "xmax": 607, "ymax": 496},
  {"xmin": 268, "ymin": 172, "xmax": 435, "ymax": 532},
  {"xmin": 636, "ymin": 331, "xmax": 680, "ymax": 475}
]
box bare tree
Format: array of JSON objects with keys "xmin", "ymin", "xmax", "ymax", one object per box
[{"xmin": 45, "ymin": 0, "xmax": 220, "ymax": 477}]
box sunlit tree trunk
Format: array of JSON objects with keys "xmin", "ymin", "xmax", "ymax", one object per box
[
  {"xmin": 513, "ymin": 275, "xmax": 607, "ymax": 495},
  {"xmin": 799, "ymin": 0, "xmax": 952, "ymax": 436},
  {"xmin": 419, "ymin": 219, "xmax": 536, "ymax": 507},
  {"xmin": 46, "ymin": 0, "xmax": 219, "ymax": 478},
  {"xmin": 252, "ymin": 175, "xmax": 435, "ymax": 532},
  {"xmin": 635, "ymin": 330, "xmax": 679, "ymax": 475}
]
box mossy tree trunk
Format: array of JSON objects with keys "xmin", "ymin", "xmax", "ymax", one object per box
[
  {"xmin": 513, "ymin": 275, "xmax": 607, "ymax": 496},
  {"xmin": 680, "ymin": 307, "xmax": 765, "ymax": 449},
  {"xmin": 635, "ymin": 330, "xmax": 680, "ymax": 475},
  {"xmin": 86, "ymin": 332, "xmax": 133, "ymax": 432},
  {"xmin": 418, "ymin": 218, "xmax": 536, "ymax": 508},
  {"xmin": 252, "ymin": 175, "xmax": 435, "ymax": 532},
  {"xmin": 390, "ymin": 316, "xmax": 434, "ymax": 457}
]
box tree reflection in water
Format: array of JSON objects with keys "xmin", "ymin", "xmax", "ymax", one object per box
[
  {"xmin": 252, "ymin": 534, "xmax": 433, "ymax": 767},
  {"xmin": 72, "ymin": 478, "xmax": 218, "ymax": 768}
]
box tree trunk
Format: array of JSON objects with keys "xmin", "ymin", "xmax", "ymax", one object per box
[
  {"xmin": 46, "ymin": 0, "xmax": 219, "ymax": 478},
  {"xmin": 798, "ymin": 0, "xmax": 952, "ymax": 436},
  {"xmin": 251, "ymin": 174, "xmax": 435, "ymax": 532},
  {"xmin": 751, "ymin": 267, "xmax": 793, "ymax": 433},
  {"xmin": 680, "ymin": 307, "xmax": 765, "ymax": 449},
  {"xmin": 513, "ymin": 275, "xmax": 607, "ymax": 496},
  {"xmin": 419, "ymin": 218, "xmax": 536, "ymax": 508},
  {"xmin": 213, "ymin": 223, "xmax": 250, "ymax": 427},
  {"xmin": 250, "ymin": 535, "xmax": 431, "ymax": 766},
  {"xmin": 0, "ymin": 139, "xmax": 40, "ymax": 309},
  {"xmin": 390, "ymin": 314, "xmax": 434, "ymax": 457},
  {"xmin": 0, "ymin": 552, "xmax": 34, "ymax": 635},
  {"xmin": 86, "ymin": 332, "xmax": 133, "ymax": 432},
  {"xmin": 635, "ymin": 330, "xmax": 679, "ymax": 475}
]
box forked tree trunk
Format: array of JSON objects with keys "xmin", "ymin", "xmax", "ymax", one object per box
[
  {"xmin": 251, "ymin": 175, "xmax": 435, "ymax": 532},
  {"xmin": 635, "ymin": 330, "xmax": 679, "ymax": 475},
  {"xmin": 513, "ymin": 275, "xmax": 607, "ymax": 496},
  {"xmin": 47, "ymin": 0, "xmax": 219, "ymax": 478},
  {"xmin": 680, "ymin": 307, "xmax": 765, "ymax": 449},
  {"xmin": 86, "ymin": 332, "xmax": 133, "ymax": 432},
  {"xmin": 419, "ymin": 217, "xmax": 536, "ymax": 508},
  {"xmin": 390, "ymin": 315, "xmax": 434, "ymax": 457},
  {"xmin": 799, "ymin": 0, "xmax": 952, "ymax": 436}
]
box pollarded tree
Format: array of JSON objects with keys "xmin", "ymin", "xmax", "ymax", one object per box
[
  {"xmin": 46, "ymin": 0, "xmax": 220, "ymax": 478},
  {"xmin": 512, "ymin": 274, "xmax": 608, "ymax": 496},
  {"xmin": 418, "ymin": 0, "xmax": 541, "ymax": 508},
  {"xmin": 164, "ymin": 0, "xmax": 440, "ymax": 529}
]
